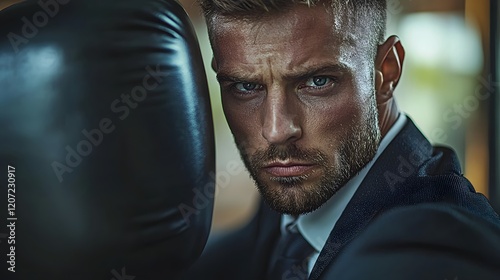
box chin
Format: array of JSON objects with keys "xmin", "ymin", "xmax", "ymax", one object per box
[{"xmin": 256, "ymin": 178, "xmax": 338, "ymax": 215}]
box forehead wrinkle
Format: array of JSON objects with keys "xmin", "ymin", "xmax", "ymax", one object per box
[
  {"xmin": 249, "ymin": 21, "xmax": 269, "ymax": 45},
  {"xmin": 265, "ymin": 56, "xmax": 276, "ymax": 83},
  {"xmin": 217, "ymin": 65, "xmax": 261, "ymax": 82},
  {"xmin": 212, "ymin": 4, "xmax": 370, "ymax": 85}
]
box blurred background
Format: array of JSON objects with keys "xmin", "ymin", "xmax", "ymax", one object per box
[{"xmin": 176, "ymin": 0, "xmax": 500, "ymax": 233}]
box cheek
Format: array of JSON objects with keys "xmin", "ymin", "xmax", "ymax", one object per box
[
  {"xmin": 222, "ymin": 100, "xmax": 262, "ymax": 153},
  {"xmin": 222, "ymin": 102, "xmax": 243, "ymax": 138},
  {"xmin": 307, "ymin": 93, "xmax": 365, "ymax": 137}
]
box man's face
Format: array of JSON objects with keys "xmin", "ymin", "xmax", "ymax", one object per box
[{"xmin": 211, "ymin": 4, "xmax": 381, "ymax": 215}]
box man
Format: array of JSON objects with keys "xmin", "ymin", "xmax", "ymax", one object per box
[{"xmin": 184, "ymin": 0, "xmax": 500, "ymax": 279}]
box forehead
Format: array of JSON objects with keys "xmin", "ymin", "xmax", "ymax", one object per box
[{"xmin": 209, "ymin": 4, "xmax": 365, "ymax": 74}]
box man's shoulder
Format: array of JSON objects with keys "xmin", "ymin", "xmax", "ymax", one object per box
[
  {"xmin": 372, "ymin": 118, "xmax": 496, "ymax": 220},
  {"xmin": 378, "ymin": 145, "xmax": 500, "ymax": 227},
  {"xmin": 387, "ymin": 141, "xmax": 500, "ymax": 224},
  {"xmin": 320, "ymin": 203, "xmax": 500, "ymax": 280}
]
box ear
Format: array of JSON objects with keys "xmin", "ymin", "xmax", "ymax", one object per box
[{"xmin": 375, "ymin": 36, "xmax": 405, "ymax": 105}]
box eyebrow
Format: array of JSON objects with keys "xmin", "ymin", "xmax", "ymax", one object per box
[
  {"xmin": 216, "ymin": 73, "xmax": 250, "ymax": 83},
  {"xmin": 283, "ymin": 64, "xmax": 349, "ymax": 81},
  {"xmin": 216, "ymin": 63, "xmax": 349, "ymax": 84}
]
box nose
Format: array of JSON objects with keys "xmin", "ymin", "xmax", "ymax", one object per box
[{"xmin": 261, "ymin": 91, "xmax": 302, "ymax": 145}]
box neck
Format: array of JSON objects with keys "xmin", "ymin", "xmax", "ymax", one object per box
[{"xmin": 378, "ymin": 99, "xmax": 399, "ymax": 139}]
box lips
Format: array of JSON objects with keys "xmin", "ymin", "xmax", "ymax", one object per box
[{"xmin": 263, "ymin": 161, "xmax": 316, "ymax": 177}]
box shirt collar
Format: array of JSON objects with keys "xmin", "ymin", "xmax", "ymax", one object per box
[{"xmin": 282, "ymin": 113, "xmax": 408, "ymax": 252}]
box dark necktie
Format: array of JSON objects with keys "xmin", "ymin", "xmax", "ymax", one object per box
[{"xmin": 267, "ymin": 222, "xmax": 315, "ymax": 280}]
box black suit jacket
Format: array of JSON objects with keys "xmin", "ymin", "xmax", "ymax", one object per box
[
  {"xmin": 322, "ymin": 203, "xmax": 500, "ymax": 279},
  {"xmin": 183, "ymin": 119, "xmax": 500, "ymax": 280}
]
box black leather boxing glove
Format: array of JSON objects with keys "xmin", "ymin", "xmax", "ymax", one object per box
[{"xmin": 0, "ymin": 0, "xmax": 214, "ymax": 279}]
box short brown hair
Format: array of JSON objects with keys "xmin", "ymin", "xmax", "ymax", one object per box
[{"xmin": 199, "ymin": 0, "xmax": 387, "ymax": 57}]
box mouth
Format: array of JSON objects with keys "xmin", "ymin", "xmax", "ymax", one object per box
[{"xmin": 262, "ymin": 161, "xmax": 316, "ymax": 177}]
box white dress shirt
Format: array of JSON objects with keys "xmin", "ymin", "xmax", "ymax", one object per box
[{"xmin": 280, "ymin": 113, "xmax": 408, "ymax": 274}]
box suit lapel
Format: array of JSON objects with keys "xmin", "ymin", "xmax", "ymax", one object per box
[{"xmin": 309, "ymin": 118, "xmax": 433, "ymax": 280}]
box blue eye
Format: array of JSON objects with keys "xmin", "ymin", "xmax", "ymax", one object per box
[
  {"xmin": 305, "ymin": 76, "xmax": 331, "ymax": 87},
  {"xmin": 235, "ymin": 82, "xmax": 262, "ymax": 92}
]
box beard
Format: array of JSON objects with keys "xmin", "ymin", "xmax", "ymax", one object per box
[{"xmin": 237, "ymin": 98, "xmax": 381, "ymax": 216}]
